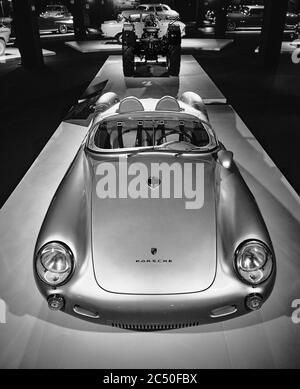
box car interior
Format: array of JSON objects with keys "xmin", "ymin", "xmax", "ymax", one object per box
[
  {"xmin": 91, "ymin": 96, "xmax": 211, "ymax": 150},
  {"xmin": 93, "ymin": 118, "xmax": 210, "ymax": 149}
]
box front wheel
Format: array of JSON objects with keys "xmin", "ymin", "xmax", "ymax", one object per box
[
  {"xmin": 226, "ymin": 21, "xmax": 236, "ymax": 31},
  {"xmin": 58, "ymin": 24, "xmax": 68, "ymax": 34},
  {"xmin": 167, "ymin": 44, "xmax": 181, "ymax": 76},
  {"xmin": 0, "ymin": 39, "xmax": 6, "ymax": 57},
  {"xmin": 122, "ymin": 45, "xmax": 135, "ymax": 77}
]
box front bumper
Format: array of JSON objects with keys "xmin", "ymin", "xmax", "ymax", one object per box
[{"xmin": 35, "ymin": 253, "xmax": 275, "ymax": 330}]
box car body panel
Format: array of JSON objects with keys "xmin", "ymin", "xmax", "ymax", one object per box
[{"xmin": 91, "ymin": 154, "xmax": 217, "ymax": 295}]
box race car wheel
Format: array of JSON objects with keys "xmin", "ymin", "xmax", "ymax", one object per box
[
  {"xmin": 116, "ymin": 32, "xmax": 123, "ymax": 44},
  {"xmin": 58, "ymin": 24, "xmax": 68, "ymax": 34},
  {"xmin": 122, "ymin": 45, "xmax": 135, "ymax": 77},
  {"xmin": 226, "ymin": 21, "xmax": 236, "ymax": 31},
  {"xmin": 167, "ymin": 43, "xmax": 181, "ymax": 76},
  {"xmin": 0, "ymin": 39, "xmax": 6, "ymax": 57}
]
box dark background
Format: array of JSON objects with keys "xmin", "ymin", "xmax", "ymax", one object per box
[{"xmin": 2, "ymin": 0, "xmax": 300, "ymax": 24}]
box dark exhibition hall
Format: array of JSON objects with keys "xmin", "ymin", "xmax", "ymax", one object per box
[{"xmin": 0, "ymin": 0, "xmax": 300, "ymax": 372}]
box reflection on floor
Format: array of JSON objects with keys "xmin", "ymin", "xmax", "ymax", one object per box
[
  {"xmin": 0, "ymin": 55, "xmax": 299, "ymax": 369},
  {"xmin": 0, "ymin": 47, "xmax": 56, "ymax": 63},
  {"xmin": 255, "ymin": 40, "xmax": 300, "ymax": 54},
  {"xmin": 65, "ymin": 38, "xmax": 233, "ymax": 53}
]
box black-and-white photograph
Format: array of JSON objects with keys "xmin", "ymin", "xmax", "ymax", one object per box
[{"xmin": 0, "ymin": 0, "xmax": 299, "ymax": 372}]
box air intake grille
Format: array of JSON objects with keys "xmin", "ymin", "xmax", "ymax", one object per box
[{"xmin": 111, "ymin": 322, "xmax": 200, "ymax": 331}]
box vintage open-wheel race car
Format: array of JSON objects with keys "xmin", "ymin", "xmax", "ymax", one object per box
[{"xmin": 121, "ymin": 12, "xmax": 183, "ymax": 77}]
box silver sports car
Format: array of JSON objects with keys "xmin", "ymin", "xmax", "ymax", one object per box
[{"xmin": 34, "ymin": 92, "xmax": 276, "ymax": 330}]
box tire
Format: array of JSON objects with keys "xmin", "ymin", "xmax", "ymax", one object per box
[
  {"xmin": 167, "ymin": 44, "xmax": 181, "ymax": 76},
  {"xmin": 115, "ymin": 32, "xmax": 123, "ymax": 44},
  {"xmin": 291, "ymin": 32, "xmax": 298, "ymax": 41},
  {"xmin": 122, "ymin": 45, "xmax": 135, "ymax": 77},
  {"xmin": 226, "ymin": 21, "xmax": 236, "ymax": 31},
  {"xmin": 0, "ymin": 39, "xmax": 6, "ymax": 57},
  {"xmin": 58, "ymin": 24, "xmax": 68, "ymax": 34}
]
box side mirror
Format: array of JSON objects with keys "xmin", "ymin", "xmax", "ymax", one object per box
[{"xmin": 218, "ymin": 150, "xmax": 233, "ymax": 169}]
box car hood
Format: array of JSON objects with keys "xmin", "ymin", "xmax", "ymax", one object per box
[{"xmin": 91, "ymin": 154, "xmax": 217, "ymax": 295}]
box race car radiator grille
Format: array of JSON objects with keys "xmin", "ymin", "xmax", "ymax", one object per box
[{"xmin": 110, "ymin": 322, "xmax": 200, "ymax": 331}]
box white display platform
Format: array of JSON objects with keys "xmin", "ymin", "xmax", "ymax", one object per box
[
  {"xmin": 0, "ymin": 56, "xmax": 299, "ymax": 369},
  {"xmin": 0, "ymin": 47, "xmax": 56, "ymax": 63},
  {"xmin": 181, "ymin": 38, "xmax": 233, "ymax": 51},
  {"xmin": 255, "ymin": 40, "xmax": 300, "ymax": 54},
  {"xmin": 81, "ymin": 55, "xmax": 226, "ymax": 104},
  {"xmin": 65, "ymin": 38, "xmax": 234, "ymax": 54}
]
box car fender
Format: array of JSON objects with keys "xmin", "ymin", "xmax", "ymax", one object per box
[
  {"xmin": 215, "ymin": 159, "xmax": 274, "ymax": 268},
  {"xmin": 35, "ymin": 146, "xmax": 92, "ymax": 276}
]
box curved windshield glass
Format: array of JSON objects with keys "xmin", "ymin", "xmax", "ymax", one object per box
[{"xmin": 87, "ymin": 113, "xmax": 218, "ymax": 153}]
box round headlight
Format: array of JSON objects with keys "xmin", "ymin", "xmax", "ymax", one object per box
[
  {"xmin": 36, "ymin": 242, "xmax": 74, "ymax": 286},
  {"xmin": 235, "ymin": 240, "xmax": 273, "ymax": 285}
]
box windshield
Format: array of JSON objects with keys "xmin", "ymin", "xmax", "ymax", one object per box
[{"xmin": 87, "ymin": 114, "xmax": 218, "ymax": 153}]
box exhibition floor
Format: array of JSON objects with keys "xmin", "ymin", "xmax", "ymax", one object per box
[
  {"xmin": 0, "ymin": 47, "xmax": 56, "ymax": 64},
  {"xmin": 0, "ymin": 52, "xmax": 299, "ymax": 368}
]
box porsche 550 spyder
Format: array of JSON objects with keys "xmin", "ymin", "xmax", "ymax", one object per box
[{"xmin": 34, "ymin": 92, "xmax": 276, "ymax": 330}]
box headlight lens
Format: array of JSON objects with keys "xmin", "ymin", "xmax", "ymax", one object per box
[
  {"xmin": 235, "ymin": 241, "xmax": 273, "ymax": 285},
  {"xmin": 36, "ymin": 242, "xmax": 74, "ymax": 286}
]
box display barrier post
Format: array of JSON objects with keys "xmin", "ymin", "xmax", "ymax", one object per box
[
  {"xmin": 11, "ymin": 0, "xmax": 44, "ymax": 69},
  {"xmin": 259, "ymin": 0, "xmax": 289, "ymax": 68}
]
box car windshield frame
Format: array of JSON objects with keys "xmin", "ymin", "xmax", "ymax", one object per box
[{"xmin": 87, "ymin": 112, "xmax": 219, "ymax": 155}]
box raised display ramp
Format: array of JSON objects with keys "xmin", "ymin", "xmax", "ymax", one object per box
[
  {"xmin": 65, "ymin": 38, "xmax": 233, "ymax": 54},
  {"xmin": 0, "ymin": 47, "xmax": 56, "ymax": 64},
  {"xmin": 0, "ymin": 56, "xmax": 299, "ymax": 368},
  {"xmin": 81, "ymin": 55, "xmax": 226, "ymax": 104}
]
